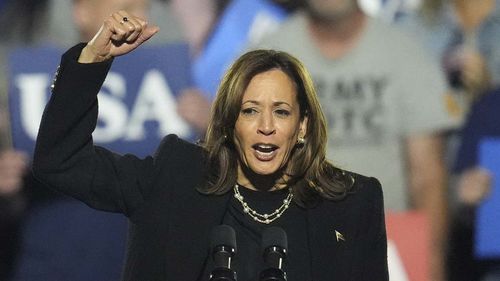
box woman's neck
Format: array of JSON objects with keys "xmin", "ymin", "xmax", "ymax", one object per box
[
  {"xmin": 237, "ymin": 165, "xmax": 287, "ymax": 192},
  {"xmin": 307, "ymin": 8, "xmax": 367, "ymax": 59}
]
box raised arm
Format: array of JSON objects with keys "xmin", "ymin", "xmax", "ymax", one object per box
[{"xmin": 32, "ymin": 11, "xmax": 159, "ymax": 216}]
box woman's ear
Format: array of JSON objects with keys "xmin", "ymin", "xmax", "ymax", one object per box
[{"xmin": 299, "ymin": 115, "xmax": 308, "ymax": 138}]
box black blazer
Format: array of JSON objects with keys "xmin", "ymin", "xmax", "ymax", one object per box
[{"xmin": 33, "ymin": 44, "xmax": 388, "ymax": 281}]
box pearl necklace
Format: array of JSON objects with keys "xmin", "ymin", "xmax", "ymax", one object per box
[{"xmin": 233, "ymin": 184, "xmax": 293, "ymax": 224}]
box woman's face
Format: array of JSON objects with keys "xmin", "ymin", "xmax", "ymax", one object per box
[{"xmin": 234, "ymin": 69, "xmax": 307, "ymax": 181}]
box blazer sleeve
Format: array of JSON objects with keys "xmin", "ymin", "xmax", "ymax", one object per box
[
  {"xmin": 32, "ymin": 44, "xmax": 158, "ymax": 217},
  {"xmin": 362, "ymin": 177, "xmax": 389, "ymax": 280}
]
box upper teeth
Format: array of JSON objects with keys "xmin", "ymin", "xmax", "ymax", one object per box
[{"xmin": 255, "ymin": 145, "xmax": 276, "ymax": 153}]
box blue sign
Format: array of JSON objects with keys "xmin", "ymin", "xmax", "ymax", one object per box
[
  {"xmin": 476, "ymin": 138, "xmax": 500, "ymax": 258},
  {"xmin": 193, "ymin": 0, "xmax": 287, "ymax": 99},
  {"xmin": 8, "ymin": 44, "xmax": 194, "ymax": 158}
]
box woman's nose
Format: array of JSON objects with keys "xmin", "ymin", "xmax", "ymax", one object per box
[{"xmin": 257, "ymin": 111, "xmax": 276, "ymax": 135}]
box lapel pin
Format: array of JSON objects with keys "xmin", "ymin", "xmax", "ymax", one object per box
[{"xmin": 335, "ymin": 230, "xmax": 346, "ymax": 242}]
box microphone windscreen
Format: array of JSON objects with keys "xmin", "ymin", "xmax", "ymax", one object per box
[
  {"xmin": 262, "ymin": 226, "xmax": 288, "ymax": 251},
  {"xmin": 210, "ymin": 224, "xmax": 237, "ymax": 250}
]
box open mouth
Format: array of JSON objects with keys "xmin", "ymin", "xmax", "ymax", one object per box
[{"xmin": 252, "ymin": 143, "xmax": 279, "ymax": 161}]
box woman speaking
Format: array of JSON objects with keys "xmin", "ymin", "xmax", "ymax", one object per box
[{"xmin": 33, "ymin": 11, "xmax": 388, "ymax": 281}]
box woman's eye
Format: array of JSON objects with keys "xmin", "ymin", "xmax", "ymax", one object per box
[
  {"xmin": 241, "ymin": 108, "xmax": 257, "ymax": 115},
  {"xmin": 275, "ymin": 109, "xmax": 291, "ymax": 116}
]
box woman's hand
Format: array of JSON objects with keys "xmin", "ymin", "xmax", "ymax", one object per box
[{"xmin": 78, "ymin": 10, "xmax": 159, "ymax": 63}]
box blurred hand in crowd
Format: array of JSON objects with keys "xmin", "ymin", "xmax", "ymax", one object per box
[
  {"xmin": 0, "ymin": 150, "xmax": 28, "ymax": 196},
  {"xmin": 457, "ymin": 167, "xmax": 492, "ymax": 206},
  {"xmin": 461, "ymin": 48, "xmax": 491, "ymax": 99}
]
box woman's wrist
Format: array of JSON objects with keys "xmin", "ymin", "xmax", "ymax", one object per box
[{"xmin": 78, "ymin": 44, "xmax": 112, "ymax": 63}]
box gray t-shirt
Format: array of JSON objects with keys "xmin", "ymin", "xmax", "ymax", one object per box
[{"xmin": 253, "ymin": 13, "xmax": 459, "ymax": 211}]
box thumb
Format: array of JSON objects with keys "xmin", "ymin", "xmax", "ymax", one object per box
[{"xmin": 136, "ymin": 25, "xmax": 160, "ymax": 46}]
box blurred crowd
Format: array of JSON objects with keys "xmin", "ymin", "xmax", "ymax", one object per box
[{"xmin": 0, "ymin": 0, "xmax": 499, "ymax": 280}]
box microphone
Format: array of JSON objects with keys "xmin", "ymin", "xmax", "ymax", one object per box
[
  {"xmin": 209, "ymin": 225, "xmax": 237, "ymax": 281},
  {"xmin": 259, "ymin": 226, "xmax": 288, "ymax": 281}
]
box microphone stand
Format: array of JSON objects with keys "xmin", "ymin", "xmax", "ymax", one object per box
[
  {"xmin": 209, "ymin": 225, "xmax": 237, "ymax": 281},
  {"xmin": 259, "ymin": 245, "xmax": 287, "ymax": 281},
  {"xmin": 259, "ymin": 226, "xmax": 288, "ymax": 281},
  {"xmin": 209, "ymin": 245, "xmax": 237, "ymax": 281}
]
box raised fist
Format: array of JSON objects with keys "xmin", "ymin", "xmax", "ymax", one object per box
[{"xmin": 78, "ymin": 10, "xmax": 159, "ymax": 63}]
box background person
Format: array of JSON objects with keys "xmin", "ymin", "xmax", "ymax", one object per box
[
  {"xmin": 251, "ymin": 0, "xmax": 460, "ymax": 279},
  {"xmin": 0, "ymin": 150, "xmax": 28, "ymax": 281},
  {"xmin": 448, "ymin": 87, "xmax": 500, "ymax": 281},
  {"xmin": 397, "ymin": 0, "xmax": 500, "ymax": 112},
  {"xmin": 0, "ymin": 0, "xmax": 49, "ymax": 278}
]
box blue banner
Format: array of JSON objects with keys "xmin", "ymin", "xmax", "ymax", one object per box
[
  {"xmin": 193, "ymin": 0, "xmax": 287, "ymax": 99},
  {"xmin": 476, "ymin": 138, "xmax": 500, "ymax": 258},
  {"xmin": 8, "ymin": 44, "xmax": 194, "ymax": 158}
]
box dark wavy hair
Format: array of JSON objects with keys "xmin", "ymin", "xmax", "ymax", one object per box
[{"xmin": 199, "ymin": 49, "xmax": 353, "ymax": 207}]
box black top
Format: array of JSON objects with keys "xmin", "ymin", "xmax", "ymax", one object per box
[
  {"xmin": 200, "ymin": 186, "xmax": 311, "ymax": 281},
  {"xmin": 32, "ymin": 44, "xmax": 389, "ymax": 281}
]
